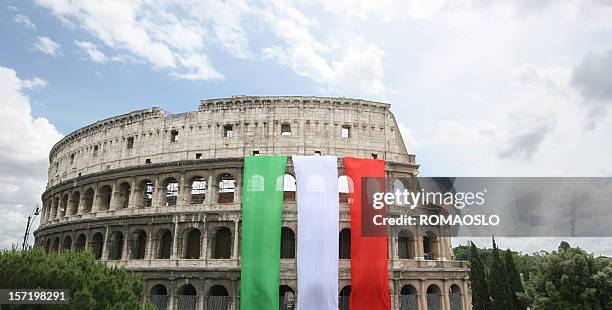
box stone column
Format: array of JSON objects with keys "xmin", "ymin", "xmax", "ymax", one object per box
[
  {"xmin": 152, "ymin": 176, "xmax": 162, "ymax": 208},
  {"xmin": 121, "ymin": 227, "xmax": 129, "ymax": 261},
  {"xmin": 167, "ymin": 282, "xmax": 175, "ymax": 310},
  {"xmin": 179, "ymin": 173, "xmax": 188, "ymax": 206},
  {"xmin": 172, "ymin": 218, "xmax": 179, "ymax": 259},
  {"xmin": 109, "ymin": 181, "xmax": 118, "ymax": 211},
  {"xmin": 128, "ymin": 178, "xmax": 137, "ymax": 209},
  {"xmin": 234, "ymin": 171, "xmax": 241, "ymax": 204},
  {"xmin": 146, "ymin": 230, "xmax": 154, "ymax": 260},
  {"xmin": 101, "ymin": 226, "xmax": 110, "ymax": 260},
  {"xmin": 442, "ymin": 280, "xmax": 450, "ymax": 310},
  {"xmin": 91, "ymin": 184, "xmax": 99, "ymax": 213},
  {"xmin": 232, "ymin": 220, "xmax": 239, "ymax": 259},
  {"xmin": 416, "ymin": 233, "xmax": 424, "ymax": 260},
  {"xmin": 418, "ymin": 280, "xmax": 427, "ymax": 310},
  {"xmin": 463, "ymin": 279, "xmax": 471, "ymax": 310},
  {"xmin": 200, "ymin": 220, "xmax": 207, "ymax": 259}
]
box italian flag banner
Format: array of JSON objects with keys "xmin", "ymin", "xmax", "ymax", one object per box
[
  {"xmin": 240, "ymin": 156, "xmax": 288, "ymax": 310},
  {"xmin": 344, "ymin": 157, "xmax": 390, "ymax": 310},
  {"xmin": 293, "ymin": 156, "xmax": 339, "ymax": 310}
]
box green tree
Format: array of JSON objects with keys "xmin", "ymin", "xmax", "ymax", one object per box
[
  {"xmin": 487, "ymin": 237, "xmax": 513, "ymax": 310},
  {"xmin": 526, "ymin": 242, "xmax": 611, "ymax": 310},
  {"xmin": 505, "ymin": 249, "xmax": 527, "ymax": 310},
  {"xmin": 0, "ymin": 248, "xmax": 154, "ymax": 310},
  {"xmin": 470, "ymin": 242, "xmax": 491, "ymax": 310}
]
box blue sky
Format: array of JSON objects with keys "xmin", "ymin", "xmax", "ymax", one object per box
[{"xmin": 1, "ymin": 0, "xmax": 612, "ymax": 255}]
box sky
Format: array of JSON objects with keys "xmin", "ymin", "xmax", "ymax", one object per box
[{"xmin": 1, "ymin": 0, "xmax": 611, "ymax": 255}]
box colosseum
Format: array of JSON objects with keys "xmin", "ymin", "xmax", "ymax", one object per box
[{"xmin": 34, "ymin": 96, "xmax": 471, "ymax": 310}]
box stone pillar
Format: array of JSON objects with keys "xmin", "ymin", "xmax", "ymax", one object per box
[
  {"xmin": 146, "ymin": 231, "xmax": 154, "ymax": 260},
  {"xmin": 172, "ymin": 218, "xmax": 179, "ymax": 259},
  {"xmin": 179, "ymin": 173, "xmax": 188, "ymax": 206},
  {"xmin": 200, "ymin": 221, "xmax": 207, "ymax": 259},
  {"xmin": 101, "ymin": 226, "xmax": 110, "ymax": 260},
  {"xmin": 234, "ymin": 171, "xmax": 241, "ymax": 204},
  {"xmin": 91, "ymin": 184, "xmax": 99, "ymax": 213},
  {"xmin": 167, "ymin": 282, "xmax": 175, "ymax": 310},
  {"xmin": 109, "ymin": 181, "xmax": 118, "ymax": 211},
  {"xmin": 232, "ymin": 220, "xmax": 239, "ymax": 259},
  {"xmin": 442, "ymin": 280, "xmax": 450, "ymax": 310},
  {"xmin": 419, "ymin": 280, "xmax": 427, "ymax": 310},
  {"xmin": 463, "ymin": 280, "xmax": 471, "ymax": 310},
  {"xmin": 416, "ymin": 233, "xmax": 424, "ymax": 260},
  {"xmin": 121, "ymin": 227, "xmax": 129, "ymax": 261},
  {"xmin": 128, "ymin": 178, "xmax": 137, "ymax": 209},
  {"xmin": 152, "ymin": 176, "xmax": 162, "ymax": 208},
  {"xmin": 208, "ymin": 173, "xmax": 215, "ymax": 205}
]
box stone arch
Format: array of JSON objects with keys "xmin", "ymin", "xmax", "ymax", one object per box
[
  {"xmin": 139, "ymin": 179, "xmax": 154, "ymax": 208},
  {"xmin": 400, "ymin": 284, "xmax": 418, "ymax": 310},
  {"xmin": 426, "ymin": 284, "xmax": 442, "ymax": 310},
  {"xmin": 398, "ymin": 229, "xmax": 416, "ymax": 259},
  {"xmin": 118, "ymin": 182, "xmax": 131, "ymax": 209},
  {"xmin": 176, "ymin": 284, "xmax": 197, "ymax": 310},
  {"xmin": 282, "ymin": 174, "xmax": 296, "ymax": 202},
  {"xmin": 60, "ymin": 194, "xmax": 69, "ymax": 218},
  {"xmin": 212, "ymin": 227, "xmax": 231, "ymax": 259},
  {"xmin": 83, "ymin": 188, "xmax": 94, "ymax": 213},
  {"xmin": 62, "ymin": 235, "xmax": 72, "ymax": 252},
  {"xmin": 130, "ymin": 230, "xmax": 147, "ymax": 259},
  {"xmin": 155, "ymin": 229, "xmax": 173, "ymax": 259},
  {"xmin": 449, "ymin": 284, "xmax": 463, "ymax": 310},
  {"xmin": 52, "ymin": 236, "xmax": 60, "ymax": 252},
  {"xmin": 280, "ymin": 227, "xmax": 295, "ymax": 259},
  {"xmin": 279, "ymin": 285, "xmax": 295, "ymax": 310},
  {"xmin": 339, "ymin": 285, "xmax": 351, "ymax": 310},
  {"xmin": 339, "ymin": 228, "xmax": 351, "ymax": 259},
  {"xmin": 75, "ymin": 234, "xmax": 86, "ymax": 251},
  {"xmin": 207, "ymin": 285, "xmax": 229, "ymax": 310},
  {"xmin": 217, "ymin": 173, "xmax": 235, "ymax": 203},
  {"xmin": 69, "ymin": 191, "xmax": 80, "ymax": 215},
  {"xmin": 183, "ymin": 228, "xmax": 201, "ymax": 259},
  {"xmin": 108, "ymin": 231, "xmax": 124, "ymax": 260},
  {"xmin": 91, "ymin": 232, "xmax": 104, "ymax": 259},
  {"xmin": 98, "ymin": 185, "xmax": 112, "ymax": 211},
  {"xmin": 190, "ymin": 176, "xmax": 207, "ymax": 204},
  {"xmin": 423, "ymin": 231, "xmax": 439, "ymax": 260},
  {"xmin": 149, "ymin": 284, "xmax": 169, "ymax": 310},
  {"xmin": 163, "ymin": 177, "xmax": 179, "ymax": 206}
]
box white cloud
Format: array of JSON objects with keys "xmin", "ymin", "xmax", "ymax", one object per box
[
  {"xmin": 0, "ymin": 66, "xmax": 63, "ymax": 249},
  {"xmin": 20, "ymin": 77, "xmax": 48, "ymax": 90},
  {"xmin": 14, "ymin": 14, "xmax": 36, "ymax": 29},
  {"xmin": 33, "ymin": 36, "xmax": 61, "ymax": 56},
  {"xmin": 75, "ymin": 40, "xmax": 107, "ymax": 63},
  {"xmin": 35, "ymin": 0, "xmax": 257, "ymax": 80}
]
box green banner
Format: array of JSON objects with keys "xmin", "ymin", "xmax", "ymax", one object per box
[{"xmin": 240, "ymin": 156, "xmax": 287, "ymax": 310}]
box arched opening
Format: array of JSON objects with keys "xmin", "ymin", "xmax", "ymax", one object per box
[
  {"xmin": 150, "ymin": 284, "xmax": 168, "ymax": 310},
  {"xmin": 207, "ymin": 285, "xmax": 229, "ymax": 310},
  {"xmin": 339, "ymin": 228, "xmax": 351, "ymax": 259},
  {"xmin": 449, "ymin": 284, "xmax": 463, "ymax": 310},
  {"xmin": 108, "ymin": 231, "xmax": 124, "ymax": 260},
  {"xmin": 426, "ymin": 284, "xmax": 442, "ymax": 310},
  {"xmin": 218, "ymin": 173, "xmax": 235, "ymax": 203},
  {"xmin": 44, "ymin": 238, "xmax": 51, "ymax": 253},
  {"xmin": 141, "ymin": 180, "xmax": 154, "ymax": 208},
  {"xmin": 423, "ymin": 231, "xmax": 439, "ymax": 260},
  {"xmin": 118, "ymin": 182, "xmax": 131, "ymax": 209},
  {"xmin": 164, "ymin": 178, "xmax": 179, "ymax": 206},
  {"xmin": 177, "ymin": 284, "xmax": 197, "ymax": 310},
  {"xmin": 83, "ymin": 188, "xmax": 94, "ymax": 213},
  {"xmin": 338, "ymin": 175, "xmax": 351, "ymax": 203},
  {"xmin": 280, "ymin": 227, "xmax": 295, "ymax": 259},
  {"xmin": 130, "ymin": 230, "xmax": 147, "ymax": 259},
  {"xmin": 52, "ymin": 197, "xmax": 59, "ymax": 219},
  {"xmin": 75, "ymin": 234, "xmax": 86, "ymax": 251},
  {"xmin": 52, "ymin": 237, "xmax": 60, "ymax": 252},
  {"xmin": 184, "ymin": 228, "xmax": 201, "ymax": 259},
  {"xmin": 339, "ymin": 285, "xmax": 351, "ymax": 310},
  {"xmin": 98, "ymin": 185, "xmax": 112, "ymax": 211},
  {"xmin": 60, "ymin": 194, "xmax": 68, "ymax": 217},
  {"xmin": 157, "ymin": 229, "xmax": 172, "ymax": 259},
  {"xmin": 283, "ymin": 174, "xmax": 296, "ymax": 202},
  {"xmin": 400, "ymin": 284, "xmax": 418, "ymax": 310},
  {"xmin": 190, "ymin": 177, "xmax": 207, "ymax": 204},
  {"xmin": 212, "ymin": 227, "xmax": 232, "ymax": 259},
  {"xmin": 91, "ymin": 232, "xmax": 104, "ymax": 259},
  {"xmin": 62, "ymin": 235, "xmax": 72, "ymax": 252},
  {"xmin": 69, "ymin": 191, "xmax": 80, "ymax": 215},
  {"xmin": 279, "ymin": 285, "xmax": 295, "ymax": 310},
  {"xmin": 398, "ymin": 230, "xmax": 416, "ymax": 259}
]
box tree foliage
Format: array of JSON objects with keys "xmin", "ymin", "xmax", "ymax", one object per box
[
  {"xmin": 0, "ymin": 248, "xmax": 153, "ymax": 310},
  {"xmin": 469, "ymin": 242, "xmax": 490, "ymax": 310},
  {"xmin": 525, "ymin": 243, "xmax": 611, "ymax": 310}
]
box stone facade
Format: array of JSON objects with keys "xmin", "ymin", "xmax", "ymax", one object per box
[{"xmin": 35, "ymin": 96, "xmax": 471, "ymax": 310}]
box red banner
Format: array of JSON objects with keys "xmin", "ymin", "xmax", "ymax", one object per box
[{"xmin": 343, "ymin": 157, "xmax": 390, "ymax": 310}]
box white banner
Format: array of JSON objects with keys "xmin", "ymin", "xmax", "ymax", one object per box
[{"xmin": 293, "ymin": 156, "xmax": 339, "ymax": 310}]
